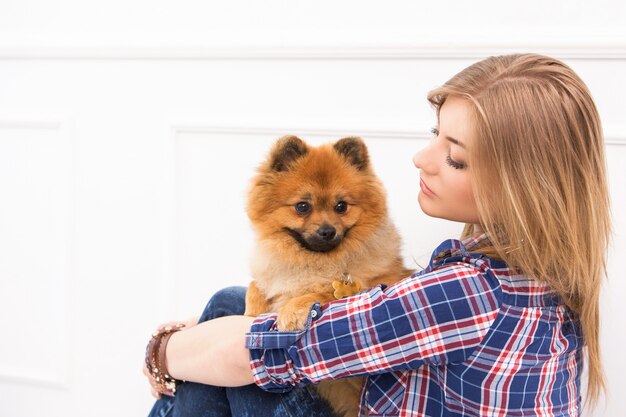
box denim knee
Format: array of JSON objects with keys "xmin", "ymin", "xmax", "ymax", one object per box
[{"xmin": 198, "ymin": 286, "xmax": 247, "ymax": 323}]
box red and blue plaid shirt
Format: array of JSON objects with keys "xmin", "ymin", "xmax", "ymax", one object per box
[{"xmin": 245, "ymin": 234, "xmax": 583, "ymax": 416}]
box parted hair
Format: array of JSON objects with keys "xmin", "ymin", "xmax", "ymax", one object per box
[{"xmin": 428, "ymin": 53, "xmax": 610, "ymax": 408}]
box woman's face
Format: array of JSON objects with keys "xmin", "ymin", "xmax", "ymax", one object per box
[{"xmin": 413, "ymin": 96, "xmax": 480, "ymax": 226}]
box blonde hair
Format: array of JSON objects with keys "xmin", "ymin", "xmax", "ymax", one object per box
[{"xmin": 428, "ymin": 54, "xmax": 610, "ymax": 408}]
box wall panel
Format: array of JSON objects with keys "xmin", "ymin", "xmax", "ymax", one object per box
[
  {"xmin": 0, "ymin": 119, "xmax": 72, "ymax": 389},
  {"xmin": 0, "ymin": 5, "xmax": 624, "ymax": 413}
]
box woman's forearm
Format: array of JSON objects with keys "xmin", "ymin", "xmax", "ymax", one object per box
[{"xmin": 165, "ymin": 315, "xmax": 256, "ymax": 387}]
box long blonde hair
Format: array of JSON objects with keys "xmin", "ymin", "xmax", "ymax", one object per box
[{"xmin": 428, "ymin": 54, "xmax": 610, "ymax": 407}]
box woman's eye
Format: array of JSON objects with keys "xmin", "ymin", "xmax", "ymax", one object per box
[
  {"xmin": 334, "ymin": 201, "xmax": 348, "ymax": 214},
  {"xmin": 446, "ymin": 155, "xmax": 466, "ymax": 170},
  {"xmin": 295, "ymin": 201, "xmax": 312, "ymax": 215}
]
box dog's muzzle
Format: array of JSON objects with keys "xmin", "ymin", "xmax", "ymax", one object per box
[{"xmin": 285, "ymin": 224, "xmax": 343, "ymax": 253}]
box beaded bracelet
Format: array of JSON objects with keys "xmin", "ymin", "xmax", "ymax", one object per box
[{"xmin": 145, "ymin": 323, "xmax": 185, "ymax": 396}]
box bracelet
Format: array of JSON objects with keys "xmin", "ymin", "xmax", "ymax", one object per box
[{"xmin": 145, "ymin": 323, "xmax": 185, "ymax": 396}]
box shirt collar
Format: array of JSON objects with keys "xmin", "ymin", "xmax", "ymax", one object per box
[
  {"xmin": 430, "ymin": 233, "xmax": 490, "ymax": 265},
  {"xmin": 461, "ymin": 232, "xmax": 490, "ymax": 252}
]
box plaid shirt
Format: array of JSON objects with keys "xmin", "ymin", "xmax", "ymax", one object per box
[{"xmin": 245, "ymin": 234, "xmax": 583, "ymax": 416}]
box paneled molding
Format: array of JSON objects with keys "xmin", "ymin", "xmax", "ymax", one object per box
[
  {"xmin": 603, "ymin": 126, "xmax": 626, "ymax": 146},
  {"xmin": 1, "ymin": 45, "xmax": 626, "ymax": 61},
  {"xmin": 605, "ymin": 136, "xmax": 626, "ymax": 146},
  {"xmin": 0, "ymin": 117, "xmax": 73, "ymax": 390},
  {"xmin": 160, "ymin": 121, "xmax": 625, "ymax": 306},
  {"xmin": 170, "ymin": 124, "xmax": 431, "ymax": 141},
  {"xmin": 0, "ymin": 368, "xmax": 69, "ymax": 390},
  {"xmin": 170, "ymin": 123, "xmax": 626, "ymax": 144},
  {"xmin": 160, "ymin": 123, "xmax": 433, "ymax": 316},
  {"xmin": 0, "ymin": 118, "xmax": 65, "ymax": 130}
]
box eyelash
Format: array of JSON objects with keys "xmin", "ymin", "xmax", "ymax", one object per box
[
  {"xmin": 446, "ymin": 155, "xmax": 466, "ymax": 170},
  {"xmin": 430, "ymin": 127, "xmax": 466, "ymax": 170}
]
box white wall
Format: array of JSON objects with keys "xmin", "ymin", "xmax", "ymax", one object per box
[{"xmin": 0, "ymin": 2, "xmax": 624, "ymax": 416}]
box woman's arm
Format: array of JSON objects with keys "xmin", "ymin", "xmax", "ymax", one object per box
[
  {"xmin": 165, "ymin": 315, "xmax": 256, "ymax": 386},
  {"xmin": 246, "ymin": 260, "xmax": 502, "ymax": 392}
]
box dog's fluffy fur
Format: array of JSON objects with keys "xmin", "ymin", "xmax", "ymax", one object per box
[{"xmin": 244, "ymin": 135, "xmax": 413, "ymax": 417}]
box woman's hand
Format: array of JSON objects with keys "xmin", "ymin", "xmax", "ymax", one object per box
[
  {"xmin": 143, "ymin": 316, "xmax": 200, "ymax": 399},
  {"xmin": 143, "ymin": 361, "xmax": 163, "ymax": 399},
  {"xmin": 155, "ymin": 316, "xmax": 200, "ymax": 332}
]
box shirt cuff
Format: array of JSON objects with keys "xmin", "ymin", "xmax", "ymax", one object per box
[{"xmin": 244, "ymin": 303, "xmax": 322, "ymax": 392}]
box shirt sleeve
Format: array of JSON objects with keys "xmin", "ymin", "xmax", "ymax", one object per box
[{"xmin": 244, "ymin": 257, "xmax": 502, "ymax": 393}]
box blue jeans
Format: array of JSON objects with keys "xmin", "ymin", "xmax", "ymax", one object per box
[{"xmin": 147, "ymin": 286, "xmax": 338, "ymax": 417}]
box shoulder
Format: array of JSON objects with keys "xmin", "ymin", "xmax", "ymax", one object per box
[
  {"xmin": 382, "ymin": 257, "xmax": 503, "ymax": 318},
  {"xmin": 422, "ymin": 235, "xmax": 561, "ymax": 308},
  {"xmin": 416, "ymin": 235, "xmax": 506, "ymax": 286}
]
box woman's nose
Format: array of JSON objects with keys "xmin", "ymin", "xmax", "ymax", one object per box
[{"xmin": 413, "ymin": 143, "xmax": 438, "ymax": 174}]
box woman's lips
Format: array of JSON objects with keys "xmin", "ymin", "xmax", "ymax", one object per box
[{"xmin": 420, "ymin": 178, "xmax": 436, "ymax": 197}]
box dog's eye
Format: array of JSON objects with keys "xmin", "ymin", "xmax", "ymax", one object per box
[
  {"xmin": 295, "ymin": 201, "xmax": 312, "ymax": 215},
  {"xmin": 334, "ymin": 201, "xmax": 348, "ymax": 214}
]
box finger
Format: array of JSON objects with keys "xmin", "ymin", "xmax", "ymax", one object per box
[
  {"xmin": 158, "ymin": 323, "xmax": 187, "ymax": 332},
  {"xmin": 157, "ymin": 321, "xmax": 181, "ymax": 331},
  {"xmin": 186, "ymin": 315, "xmax": 200, "ymax": 326},
  {"xmin": 151, "ymin": 388, "xmax": 161, "ymax": 399}
]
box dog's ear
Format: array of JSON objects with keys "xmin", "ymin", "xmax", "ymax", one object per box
[
  {"xmin": 269, "ymin": 135, "xmax": 309, "ymax": 172},
  {"xmin": 333, "ymin": 137, "xmax": 369, "ymax": 170}
]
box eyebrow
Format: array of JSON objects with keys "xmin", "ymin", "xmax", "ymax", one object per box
[{"xmin": 445, "ymin": 135, "xmax": 466, "ymax": 148}]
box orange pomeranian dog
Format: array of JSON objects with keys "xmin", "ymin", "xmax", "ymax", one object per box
[{"xmin": 244, "ymin": 135, "xmax": 413, "ymax": 417}]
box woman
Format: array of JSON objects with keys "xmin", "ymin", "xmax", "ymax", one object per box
[{"xmin": 145, "ymin": 53, "xmax": 610, "ymax": 416}]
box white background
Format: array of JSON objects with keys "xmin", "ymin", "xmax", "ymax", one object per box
[{"xmin": 0, "ymin": 1, "xmax": 625, "ymax": 416}]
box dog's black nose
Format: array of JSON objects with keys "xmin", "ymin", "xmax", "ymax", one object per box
[{"xmin": 317, "ymin": 225, "xmax": 336, "ymax": 241}]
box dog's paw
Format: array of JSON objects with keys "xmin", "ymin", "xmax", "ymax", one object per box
[{"xmin": 277, "ymin": 302, "xmax": 312, "ymax": 331}]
